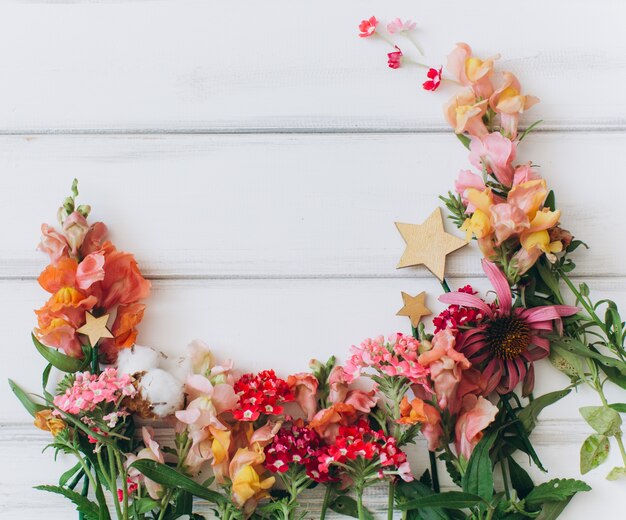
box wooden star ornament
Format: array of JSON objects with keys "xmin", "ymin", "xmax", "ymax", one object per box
[
  {"xmin": 77, "ymin": 312, "xmax": 114, "ymax": 346},
  {"xmin": 395, "ymin": 207, "xmax": 468, "ymax": 281},
  {"xmin": 397, "ymin": 291, "xmax": 432, "ymax": 328}
]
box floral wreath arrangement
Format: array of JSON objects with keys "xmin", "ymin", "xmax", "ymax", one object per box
[{"xmin": 8, "ymin": 14, "xmax": 626, "ymax": 520}]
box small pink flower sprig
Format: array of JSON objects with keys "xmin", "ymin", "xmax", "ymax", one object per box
[{"xmin": 358, "ymin": 15, "xmax": 442, "ymax": 91}]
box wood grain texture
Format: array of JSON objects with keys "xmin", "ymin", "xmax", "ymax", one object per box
[
  {"xmin": 0, "ymin": 132, "xmax": 624, "ymax": 280},
  {"xmin": 0, "ymin": 0, "xmax": 623, "ymax": 132}
]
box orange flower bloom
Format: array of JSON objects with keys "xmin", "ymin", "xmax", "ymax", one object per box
[
  {"xmin": 309, "ymin": 403, "xmax": 358, "ymax": 443},
  {"xmin": 34, "ymin": 409, "xmax": 66, "ymax": 436}
]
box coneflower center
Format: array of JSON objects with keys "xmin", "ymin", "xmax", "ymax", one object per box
[{"xmin": 485, "ymin": 316, "xmax": 531, "ymax": 360}]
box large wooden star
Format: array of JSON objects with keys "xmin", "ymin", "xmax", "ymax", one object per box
[
  {"xmin": 77, "ymin": 312, "xmax": 114, "ymax": 347},
  {"xmin": 396, "ymin": 291, "xmax": 432, "ymax": 328},
  {"xmin": 395, "ymin": 207, "xmax": 468, "ymax": 281}
]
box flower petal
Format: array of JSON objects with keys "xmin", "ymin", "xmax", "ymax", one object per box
[
  {"xmin": 439, "ymin": 293, "xmax": 494, "ymax": 319},
  {"xmin": 482, "ymin": 259, "xmax": 511, "ymax": 315}
]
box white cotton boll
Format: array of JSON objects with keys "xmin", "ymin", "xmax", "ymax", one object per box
[
  {"xmin": 117, "ymin": 345, "xmax": 160, "ymax": 376},
  {"xmin": 139, "ymin": 368, "xmax": 185, "ymax": 418},
  {"xmin": 158, "ymin": 353, "xmax": 191, "ymax": 384}
]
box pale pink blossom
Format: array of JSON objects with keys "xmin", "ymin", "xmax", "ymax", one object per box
[
  {"xmin": 447, "ymin": 43, "xmax": 498, "ymax": 99},
  {"xmin": 418, "ymin": 328, "xmax": 471, "ymax": 413},
  {"xmin": 37, "ymin": 224, "xmax": 69, "ymax": 265},
  {"xmin": 443, "ymin": 90, "xmax": 489, "ymax": 137},
  {"xmin": 513, "ymin": 162, "xmax": 541, "ymax": 186},
  {"xmin": 455, "ymin": 395, "xmax": 498, "ymax": 460},
  {"xmin": 387, "ymin": 18, "xmax": 416, "ymax": 34},
  {"xmin": 455, "ymin": 170, "xmax": 486, "ymax": 212},
  {"xmin": 287, "ymin": 372, "xmax": 319, "ymax": 421},
  {"xmin": 75, "ymin": 252, "xmax": 105, "ymax": 290},
  {"xmin": 469, "ymin": 133, "xmax": 517, "ymax": 187},
  {"xmin": 63, "ymin": 211, "xmax": 90, "ymax": 256},
  {"xmin": 489, "ymin": 72, "xmax": 539, "ymax": 139},
  {"xmin": 489, "ymin": 203, "xmax": 530, "ymax": 244}
]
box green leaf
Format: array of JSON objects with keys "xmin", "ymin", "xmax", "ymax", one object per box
[
  {"xmin": 456, "ymin": 133, "xmax": 472, "ymax": 150},
  {"xmin": 507, "ymin": 457, "xmax": 534, "ymax": 499},
  {"xmin": 608, "ymin": 403, "xmax": 626, "ymax": 413},
  {"xmin": 399, "ymin": 491, "xmax": 486, "ymax": 510},
  {"xmin": 524, "ymin": 478, "xmax": 590, "ymax": 507},
  {"xmin": 329, "ymin": 495, "xmax": 374, "ymax": 519},
  {"xmin": 549, "ymin": 344, "xmax": 585, "ymax": 381},
  {"xmin": 462, "ymin": 427, "xmax": 499, "ymax": 501},
  {"xmin": 59, "ymin": 462, "xmax": 82, "ymax": 487},
  {"xmin": 518, "ymin": 120, "xmax": 543, "ymax": 141},
  {"xmin": 534, "ymin": 498, "xmax": 574, "ymax": 520},
  {"xmin": 550, "ymin": 336, "xmax": 626, "ymax": 376},
  {"xmin": 543, "ymin": 190, "xmax": 556, "ymax": 211},
  {"xmin": 580, "ymin": 406, "xmax": 622, "ymax": 436},
  {"xmin": 8, "ymin": 378, "xmax": 46, "ymax": 417},
  {"xmin": 34, "ymin": 484, "xmax": 100, "ymax": 520},
  {"xmin": 580, "ymin": 434, "xmax": 610, "ymax": 474},
  {"xmin": 606, "ymin": 466, "xmax": 626, "ymax": 480},
  {"xmin": 395, "ymin": 480, "xmax": 451, "ymax": 520},
  {"xmin": 518, "ymin": 389, "xmax": 572, "ymax": 433},
  {"xmin": 129, "ymin": 459, "xmax": 225, "ymax": 505},
  {"xmin": 535, "ymin": 259, "xmax": 561, "ymax": 299},
  {"xmin": 133, "ymin": 497, "xmax": 160, "ymax": 514},
  {"xmin": 32, "ymin": 333, "xmax": 88, "ymax": 373}
]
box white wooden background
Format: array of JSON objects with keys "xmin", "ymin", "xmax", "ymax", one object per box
[{"xmin": 1, "ymin": 1, "xmax": 626, "ymax": 518}]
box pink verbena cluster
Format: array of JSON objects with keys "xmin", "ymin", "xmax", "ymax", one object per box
[
  {"xmin": 344, "ymin": 333, "xmax": 429, "ymax": 385},
  {"xmin": 264, "ymin": 422, "xmax": 325, "ymax": 480},
  {"xmin": 54, "ymin": 368, "xmax": 136, "ymax": 414}
]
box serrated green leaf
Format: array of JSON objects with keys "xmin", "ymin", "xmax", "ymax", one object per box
[
  {"xmin": 524, "ymin": 478, "xmax": 590, "ymax": 507},
  {"xmin": 34, "ymin": 484, "xmax": 100, "ymax": 520},
  {"xmin": 329, "ymin": 495, "xmax": 374, "ymax": 519},
  {"xmin": 8, "ymin": 378, "xmax": 47, "ymax": 417},
  {"xmin": 462, "ymin": 427, "xmax": 499, "ymax": 501},
  {"xmin": 399, "ymin": 491, "xmax": 486, "ymax": 510},
  {"xmin": 606, "ymin": 466, "xmax": 626, "ymax": 481},
  {"xmin": 580, "ymin": 434, "xmax": 610, "ymax": 474},
  {"xmin": 580, "ymin": 406, "xmax": 622, "ymax": 436},
  {"xmin": 32, "ymin": 333, "xmax": 88, "ymax": 373},
  {"xmin": 518, "ymin": 389, "xmax": 571, "ymax": 433},
  {"xmin": 129, "ymin": 459, "xmax": 225, "ymax": 505}
]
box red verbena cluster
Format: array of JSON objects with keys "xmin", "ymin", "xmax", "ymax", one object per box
[
  {"xmin": 433, "ymin": 285, "xmax": 484, "ymax": 333},
  {"xmin": 264, "ymin": 422, "xmax": 326, "ymax": 480},
  {"xmin": 233, "ymin": 369, "xmax": 294, "ymax": 421},
  {"xmin": 317, "ymin": 420, "xmax": 413, "ymax": 482}
]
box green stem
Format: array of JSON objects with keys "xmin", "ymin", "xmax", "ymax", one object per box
[
  {"xmin": 614, "ymin": 433, "xmax": 626, "ymax": 468},
  {"xmin": 319, "ymin": 485, "xmax": 332, "ymax": 520},
  {"xmin": 428, "ymin": 451, "xmax": 440, "ymax": 493},
  {"xmin": 501, "ymin": 395, "xmax": 546, "ymax": 472},
  {"xmin": 441, "ymin": 279, "xmax": 451, "ymax": 294},
  {"xmin": 78, "ymin": 464, "xmax": 89, "ymax": 520},
  {"xmin": 500, "ymin": 459, "xmax": 511, "ymax": 500},
  {"xmin": 356, "ymin": 486, "xmax": 366, "ymax": 520},
  {"xmin": 387, "ymin": 480, "xmax": 395, "ymax": 520}
]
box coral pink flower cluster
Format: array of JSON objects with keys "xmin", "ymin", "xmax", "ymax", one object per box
[
  {"xmin": 344, "ymin": 333, "xmax": 430, "ymax": 388},
  {"xmin": 53, "ymin": 368, "xmax": 136, "ymax": 414},
  {"xmin": 35, "ymin": 189, "xmax": 151, "ymax": 361}
]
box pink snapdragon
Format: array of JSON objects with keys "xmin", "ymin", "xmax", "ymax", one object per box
[{"xmin": 53, "ymin": 368, "xmax": 136, "ymax": 414}]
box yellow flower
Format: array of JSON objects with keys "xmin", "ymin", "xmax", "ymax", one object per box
[
  {"xmin": 461, "ymin": 188, "xmax": 494, "ymax": 240},
  {"xmin": 34, "ymin": 409, "xmax": 66, "ymax": 436}
]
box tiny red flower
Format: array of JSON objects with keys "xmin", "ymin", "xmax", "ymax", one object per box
[
  {"xmin": 233, "ymin": 369, "xmax": 294, "ymax": 421},
  {"xmin": 387, "ymin": 46, "xmax": 403, "ymax": 69},
  {"xmin": 358, "ymin": 16, "xmax": 378, "ymax": 38},
  {"xmin": 423, "ymin": 67, "xmax": 443, "ymax": 91}
]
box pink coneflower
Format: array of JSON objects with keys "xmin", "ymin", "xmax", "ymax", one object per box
[{"xmin": 439, "ymin": 259, "xmax": 578, "ymax": 395}]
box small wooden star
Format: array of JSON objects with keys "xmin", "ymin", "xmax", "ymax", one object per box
[
  {"xmin": 77, "ymin": 312, "xmax": 114, "ymax": 346},
  {"xmin": 397, "ymin": 291, "xmax": 432, "ymax": 328},
  {"xmin": 395, "ymin": 207, "xmax": 468, "ymax": 281}
]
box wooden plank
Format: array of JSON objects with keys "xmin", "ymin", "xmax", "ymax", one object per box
[
  {"xmin": 0, "ymin": 0, "xmax": 624, "ymax": 132},
  {"xmin": 0, "ymin": 418, "xmax": 620, "ymax": 519},
  {"xmin": 4, "ymin": 276, "xmax": 626, "ymax": 423},
  {"xmin": 0, "ymin": 132, "xmax": 623, "ymax": 279}
]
